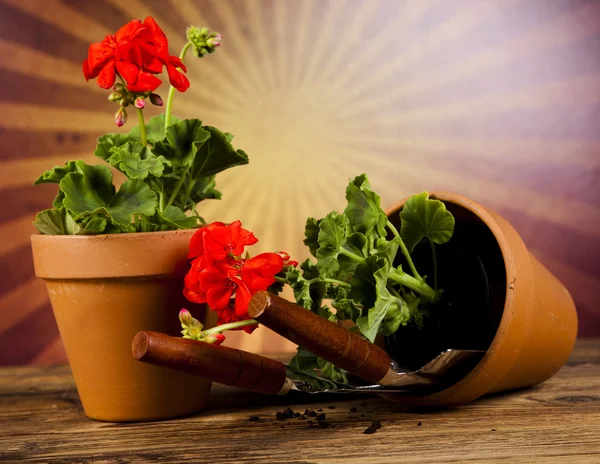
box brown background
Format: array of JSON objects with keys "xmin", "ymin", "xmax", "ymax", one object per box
[{"xmin": 0, "ymin": 0, "xmax": 599, "ymax": 366}]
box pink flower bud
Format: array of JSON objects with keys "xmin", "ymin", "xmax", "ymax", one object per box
[
  {"xmin": 134, "ymin": 97, "xmax": 145, "ymax": 109},
  {"xmin": 205, "ymin": 333, "xmax": 225, "ymax": 345},
  {"xmin": 206, "ymin": 36, "xmax": 221, "ymax": 48},
  {"xmin": 115, "ymin": 107, "xmax": 127, "ymax": 127},
  {"xmin": 149, "ymin": 93, "xmax": 163, "ymax": 106},
  {"xmin": 179, "ymin": 308, "xmax": 193, "ymax": 327}
]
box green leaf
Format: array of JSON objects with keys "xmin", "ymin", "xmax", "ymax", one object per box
[
  {"xmin": 285, "ymin": 266, "xmax": 313, "ymax": 309},
  {"xmin": 316, "ymin": 211, "xmax": 348, "ymax": 258},
  {"xmin": 33, "ymin": 208, "xmax": 79, "ymax": 235},
  {"xmin": 190, "ymin": 126, "xmax": 249, "ymax": 178},
  {"xmin": 318, "ymin": 360, "xmax": 349, "ymax": 384},
  {"xmin": 78, "ymin": 216, "xmax": 108, "ymax": 234},
  {"xmin": 129, "ymin": 114, "xmax": 180, "ymax": 145},
  {"xmin": 380, "ymin": 295, "xmax": 418, "ymax": 336},
  {"xmin": 153, "ymin": 119, "xmax": 211, "ymax": 167},
  {"xmin": 332, "ymin": 297, "xmax": 362, "ymax": 322},
  {"xmin": 60, "ymin": 163, "xmax": 115, "ymax": 215},
  {"xmin": 349, "ymin": 255, "xmax": 387, "ymax": 308},
  {"xmin": 303, "ymin": 217, "xmax": 321, "ymax": 257},
  {"xmin": 34, "ymin": 161, "xmax": 79, "ymax": 185},
  {"xmin": 316, "ymin": 256, "xmax": 340, "ymax": 278},
  {"xmin": 187, "ymin": 175, "xmax": 222, "ymax": 204},
  {"xmin": 108, "ymin": 142, "xmax": 167, "ymax": 180},
  {"xmin": 288, "ymin": 347, "xmax": 320, "ymax": 372},
  {"xmin": 158, "ymin": 206, "xmax": 198, "ymax": 229},
  {"xmin": 376, "ymin": 236, "xmax": 401, "ymax": 263},
  {"xmin": 60, "ymin": 163, "xmax": 157, "ymax": 229},
  {"xmin": 400, "ymin": 191, "xmax": 455, "ymax": 252},
  {"xmin": 356, "ymin": 262, "xmax": 402, "ymax": 342},
  {"xmin": 343, "ymin": 174, "xmax": 387, "ymax": 237},
  {"xmin": 109, "ymin": 180, "xmax": 158, "ymax": 227},
  {"xmin": 94, "ymin": 133, "xmax": 136, "ymax": 161}
]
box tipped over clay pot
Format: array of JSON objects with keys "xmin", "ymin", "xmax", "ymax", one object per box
[
  {"xmin": 31, "ymin": 230, "xmax": 211, "ymax": 422},
  {"xmin": 382, "ymin": 192, "xmax": 578, "ymax": 406}
]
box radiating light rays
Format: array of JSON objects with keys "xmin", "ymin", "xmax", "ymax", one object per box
[
  {"xmin": 329, "ymin": 0, "xmax": 600, "ymax": 119},
  {"xmin": 339, "ymin": 146, "xmax": 600, "ymax": 239},
  {"xmin": 0, "ymin": 103, "xmax": 114, "ymax": 132},
  {"xmin": 0, "ymin": 154, "xmax": 96, "ymax": 191},
  {"xmin": 329, "ymin": 73, "xmax": 600, "ymax": 133},
  {"xmin": 294, "ymin": 0, "xmax": 346, "ymax": 91},
  {"xmin": 0, "ymin": 40, "xmax": 102, "ymax": 91},
  {"xmin": 0, "ymin": 278, "xmax": 48, "ymax": 333},
  {"xmin": 0, "ymin": 216, "xmax": 35, "ymax": 257},
  {"xmin": 309, "ymin": 0, "xmax": 380, "ymax": 89},
  {"xmin": 320, "ymin": 0, "xmax": 523, "ymax": 110},
  {"xmin": 210, "ymin": 1, "xmax": 278, "ymax": 100},
  {"xmin": 288, "ymin": 0, "xmax": 317, "ymax": 90},
  {"xmin": 314, "ymin": 0, "xmax": 437, "ymax": 102},
  {"xmin": 2, "ymin": 0, "xmax": 111, "ymax": 42},
  {"xmin": 327, "ymin": 134, "xmax": 600, "ymax": 167},
  {"xmin": 1, "ymin": 0, "xmax": 600, "ymax": 362}
]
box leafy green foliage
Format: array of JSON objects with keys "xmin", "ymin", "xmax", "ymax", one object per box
[
  {"xmin": 33, "ymin": 116, "xmax": 249, "ymax": 235},
  {"xmin": 286, "ymin": 174, "xmax": 456, "ymax": 381},
  {"xmin": 400, "ymin": 191, "xmax": 455, "ymax": 252}
]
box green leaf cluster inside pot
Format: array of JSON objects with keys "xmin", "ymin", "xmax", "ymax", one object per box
[
  {"xmin": 34, "ymin": 115, "xmax": 248, "ymax": 234},
  {"xmin": 276, "ymin": 174, "xmax": 455, "ymax": 381}
]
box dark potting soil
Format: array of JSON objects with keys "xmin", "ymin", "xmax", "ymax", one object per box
[{"xmin": 385, "ymin": 212, "xmax": 506, "ymax": 375}]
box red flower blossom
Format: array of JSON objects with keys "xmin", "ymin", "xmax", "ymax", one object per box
[
  {"xmin": 202, "ymin": 220, "xmax": 258, "ymax": 263},
  {"xmin": 188, "ymin": 221, "xmax": 226, "ymax": 259},
  {"xmin": 183, "ymin": 221, "xmax": 288, "ymax": 334},
  {"xmin": 82, "ymin": 17, "xmax": 189, "ymax": 92}
]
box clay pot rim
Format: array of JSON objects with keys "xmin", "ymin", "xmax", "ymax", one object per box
[
  {"xmin": 31, "ymin": 228, "xmax": 199, "ymax": 242},
  {"xmin": 31, "ymin": 229, "xmax": 199, "ymax": 280},
  {"xmin": 384, "ymin": 191, "xmax": 532, "ymax": 405}
]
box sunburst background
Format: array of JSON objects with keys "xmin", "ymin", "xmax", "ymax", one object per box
[{"xmin": 1, "ymin": 0, "xmax": 599, "ymax": 365}]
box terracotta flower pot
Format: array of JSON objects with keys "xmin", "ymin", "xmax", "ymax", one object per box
[
  {"xmin": 31, "ymin": 229, "xmax": 211, "ymax": 422},
  {"xmin": 382, "ymin": 192, "xmax": 578, "ymax": 406}
]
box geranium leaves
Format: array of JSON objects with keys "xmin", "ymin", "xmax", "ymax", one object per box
[
  {"xmin": 59, "ymin": 163, "xmax": 157, "ymax": 229},
  {"xmin": 34, "ymin": 117, "xmax": 249, "ymax": 235},
  {"xmin": 344, "ymin": 173, "xmax": 387, "ymax": 237},
  {"xmin": 400, "ymin": 191, "xmax": 455, "ymax": 252},
  {"xmin": 107, "ymin": 142, "xmax": 167, "ymax": 180}
]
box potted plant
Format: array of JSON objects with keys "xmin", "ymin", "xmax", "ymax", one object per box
[
  {"xmin": 178, "ymin": 174, "xmax": 578, "ymax": 406},
  {"xmin": 30, "ymin": 17, "xmax": 248, "ymax": 421}
]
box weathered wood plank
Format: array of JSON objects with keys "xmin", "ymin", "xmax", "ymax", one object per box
[{"xmin": 0, "ymin": 340, "xmax": 599, "ymax": 463}]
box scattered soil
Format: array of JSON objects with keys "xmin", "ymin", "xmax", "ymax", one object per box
[{"xmin": 363, "ymin": 421, "xmax": 383, "ymax": 435}]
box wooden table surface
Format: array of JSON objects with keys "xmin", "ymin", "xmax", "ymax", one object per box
[{"xmin": 1, "ymin": 340, "xmax": 599, "ymax": 464}]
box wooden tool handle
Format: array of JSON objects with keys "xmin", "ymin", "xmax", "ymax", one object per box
[
  {"xmin": 248, "ymin": 291, "xmax": 392, "ymax": 384},
  {"xmin": 132, "ymin": 331, "xmax": 288, "ymax": 395}
]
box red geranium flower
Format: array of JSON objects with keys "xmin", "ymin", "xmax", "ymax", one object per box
[
  {"xmin": 82, "ymin": 16, "xmax": 189, "ymax": 92},
  {"xmin": 202, "ymin": 220, "xmax": 258, "ymax": 263},
  {"xmin": 183, "ymin": 221, "xmax": 287, "ymax": 334}
]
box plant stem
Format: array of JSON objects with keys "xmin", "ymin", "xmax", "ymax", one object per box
[
  {"xmin": 164, "ymin": 42, "xmax": 193, "ymax": 134},
  {"xmin": 136, "ymin": 107, "xmax": 147, "ymax": 146},
  {"xmin": 387, "ymin": 220, "xmax": 422, "ymax": 280},
  {"xmin": 430, "ymin": 239, "xmax": 438, "ymax": 290},
  {"xmin": 317, "ymin": 278, "xmax": 352, "ymax": 288},
  {"xmin": 338, "ymin": 247, "xmax": 364, "ymax": 262},
  {"xmin": 388, "ymin": 268, "xmax": 437, "ymax": 301},
  {"xmin": 165, "ymin": 168, "xmax": 189, "ymax": 209},
  {"xmin": 202, "ymin": 319, "xmax": 259, "ymax": 335},
  {"xmin": 158, "ymin": 191, "xmax": 165, "ymax": 213},
  {"xmin": 274, "ymin": 275, "xmax": 351, "ymax": 289}
]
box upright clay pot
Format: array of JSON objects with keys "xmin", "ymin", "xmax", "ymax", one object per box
[
  {"xmin": 31, "ymin": 230, "xmax": 211, "ymax": 422},
  {"xmin": 382, "ymin": 193, "xmax": 578, "ymax": 407}
]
